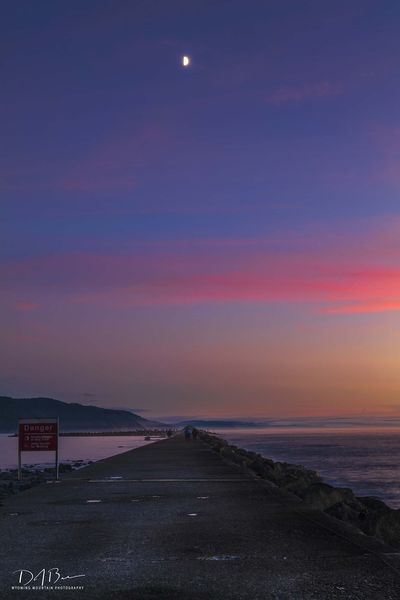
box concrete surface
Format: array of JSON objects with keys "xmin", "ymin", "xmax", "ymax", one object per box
[{"xmin": 1, "ymin": 436, "xmax": 400, "ymax": 599}]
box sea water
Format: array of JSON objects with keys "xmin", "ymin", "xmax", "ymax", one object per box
[{"xmin": 217, "ymin": 427, "xmax": 400, "ymax": 508}]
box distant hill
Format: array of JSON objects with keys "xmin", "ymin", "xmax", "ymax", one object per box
[
  {"xmin": 0, "ymin": 396, "xmax": 164, "ymax": 433},
  {"xmin": 176, "ymin": 419, "xmax": 262, "ymax": 428}
]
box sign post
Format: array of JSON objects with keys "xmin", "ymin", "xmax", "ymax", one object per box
[{"xmin": 18, "ymin": 419, "xmax": 59, "ymax": 480}]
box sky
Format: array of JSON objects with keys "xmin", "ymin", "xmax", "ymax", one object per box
[{"xmin": 2, "ymin": 0, "xmax": 400, "ymax": 419}]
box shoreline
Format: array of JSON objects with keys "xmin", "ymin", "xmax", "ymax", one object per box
[
  {"xmin": 201, "ymin": 431, "xmax": 400, "ymax": 547},
  {"xmin": 0, "ymin": 459, "xmax": 92, "ymax": 505}
]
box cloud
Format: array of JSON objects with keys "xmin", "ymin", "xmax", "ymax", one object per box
[
  {"xmin": 322, "ymin": 301, "xmax": 400, "ymax": 315},
  {"xmin": 3, "ymin": 217, "xmax": 400, "ymax": 315}
]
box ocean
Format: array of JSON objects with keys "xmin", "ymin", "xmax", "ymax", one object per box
[{"xmin": 217, "ymin": 427, "xmax": 400, "ymax": 508}]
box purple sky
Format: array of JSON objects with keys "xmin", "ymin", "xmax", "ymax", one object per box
[{"xmin": 2, "ymin": 1, "xmax": 400, "ymax": 418}]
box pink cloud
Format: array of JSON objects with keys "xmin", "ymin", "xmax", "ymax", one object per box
[
  {"xmin": 266, "ymin": 81, "xmax": 343, "ymax": 105},
  {"xmin": 323, "ymin": 301, "xmax": 400, "ymax": 315},
  {"xmin": 3, "ymin": 217, "xmax": 400, "ymax": 314}
]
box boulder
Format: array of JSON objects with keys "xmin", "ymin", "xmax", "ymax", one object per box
[
  {"xmin": 200, "ymin": 431, "xmax": 400, "ymax": 546},
  {"xmin": 326, "ymin": 499, "xmax": 366, "ymax": 523},
  {"xmin": 300, "ymin": 482, "xmax": 356, "ymax": 511},
  {"xmin": 357, "ymin": 496, "xmax": 390, "ymax": 512},
  {"xmin": 362, "ymin": 510, "xmax": 400, "ymax": 546},
  {"xmin": 59, "ymin": 463, "xmax": 73, "ymax": 473}
]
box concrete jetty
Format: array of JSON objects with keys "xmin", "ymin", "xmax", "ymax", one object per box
[{"xmin": 1, "ymin": 436, "xmax": 400, "ymax": 599}]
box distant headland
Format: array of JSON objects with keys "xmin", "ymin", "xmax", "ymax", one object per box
[{"xmin": 0, "ymin": 396, "xmax": 164, "ymax": 433}]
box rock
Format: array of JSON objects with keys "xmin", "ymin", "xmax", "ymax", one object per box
[
  {"xmin": 362, "ymin": 509, "xmax": 400, "ymax": 546},
  {"xmin": 326, "ymin": 499, "xmax": 366, "ymax": 523},
  {"xmin": 17, "ymin": 482, "xmax": 34, "ymax": 492},
  {"xmin": 200, "ymin": 431, "xmax": 400, "ymax": 546},
  {"xmin": 278, "ymin": 464, "xmax": 320, "ymax": 492},
  {"xmin": 293, "ymin": 482, "xmax": 356, "ymax": 511},
  {"xmin": 282, "ymin": 474, "xmax": 320, "ymax": 496},
  {"xmin": 0, "ymin": 481, "xmax": 14, "ymax": 494},
  {"xmin": 219, "ymin": 446, "xmax": 237, "ymax": 461},
  {"xmin": 248, "ymin": 459, "xmax": 275, "ymax": 478},
  {"xmin": 357, "ymin": 496, "xmax": 390, "ymax": 512},
  {"xmin": 59, "ymin": 463, "xmax": 73, "ymax": 473}
]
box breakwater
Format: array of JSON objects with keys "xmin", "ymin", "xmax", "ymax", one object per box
[
  {"xmin": 201, "ymin": 431, "xmax": 400, "ymax": 547},
  {"xmin": 1, "ymin": 435, "xmax": 399, "ymax": 598}
]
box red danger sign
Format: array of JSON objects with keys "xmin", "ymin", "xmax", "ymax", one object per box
[{"xmin": 19, "ymin": 420, "xmax": 58, "ymax": 451}]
